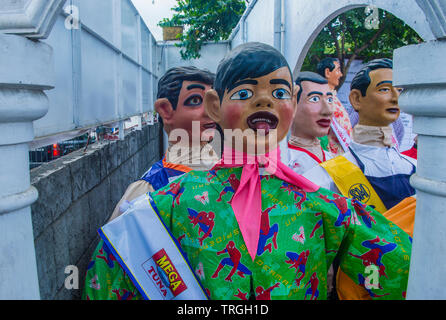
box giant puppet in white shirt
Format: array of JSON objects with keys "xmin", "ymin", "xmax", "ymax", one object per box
[
  {"xmin": 304, "ymin": 58, "xmax": 416, "ymax": 214},
  {"xmin": 286, "ymin": 71, "xmax": 340, "ymax": 299},
  {"xmin": 302, "ymin": 59, "xmax": 417, "ymax": 301}
]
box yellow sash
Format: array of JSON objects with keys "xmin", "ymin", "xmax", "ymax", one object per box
[
  {"xmin": 320, "ymin": 156, "xmax": 387, "ymax": 213},
  {"xmin": 321, "ymin": 157, "xmax": 415, "ymax": 300}
]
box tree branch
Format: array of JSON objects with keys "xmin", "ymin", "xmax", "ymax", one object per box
[
  {"xmin": 338, "ymin": 18, "xmax": 388, "ymax": 88},
  {"xmin": 353, "ymin": 20, "xmax": 387, "ymax": 56}
]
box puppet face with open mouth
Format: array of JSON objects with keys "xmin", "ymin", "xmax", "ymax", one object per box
[
  {"xmin": 246, "ymin": 111, "xmax": 279, "ymax": 135},
  {"xmin": 218, "ymin": 67, "xmax": 296, "ymax": 154}
]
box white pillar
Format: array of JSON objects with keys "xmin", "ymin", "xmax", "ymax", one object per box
[
  {"xmin": 394, "ymin": 39, "xmax": 446, "ymax": 299},
  {"xmin": 0, "ymin": 34, "xmax": 54, "ymax": 299}
]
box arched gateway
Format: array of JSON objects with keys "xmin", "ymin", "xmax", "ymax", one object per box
[
  {"xmin": 229, "ymin": 0, "xmax": 436, "ymax": 74},
  {"xmin": 283, "ymin": 0, "xmax": 435, "ymax": 75}
]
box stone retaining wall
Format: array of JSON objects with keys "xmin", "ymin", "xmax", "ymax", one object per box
[{"xmin": 30, "ymin": 124, "xmax": 162, "ymax": 300}]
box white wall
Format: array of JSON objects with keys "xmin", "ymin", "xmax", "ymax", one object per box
[
  {"xmin": 28, "ymin": 0, "xmax": 437, "ymax": 147},
  {"xmin": 34, "ymin": 0, "xmax": 159, "ymax": 145},
  {"xmin": 161, "ymin": 41, "xmax": 230, "ymax": 74}
]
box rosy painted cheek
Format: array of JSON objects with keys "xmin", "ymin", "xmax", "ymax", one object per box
[
  {"xmin": 283, "ymin": 104, "xmax": 295, "ymax": 118},
  {"xmin": 222, "ymin": 103, "xmax": 244, "ymax": 129},
  {"xmin": 278, "ymin": 102, "xmax": 295, "ymax": 131}
]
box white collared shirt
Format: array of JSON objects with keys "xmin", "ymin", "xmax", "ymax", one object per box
[
  {"xmin": 303, "ymin": 141, "xmax": 416, "ymax": 193},
  {"xmin": 288, "ymin": 144, "xmax": 334, "ymax": 175}
]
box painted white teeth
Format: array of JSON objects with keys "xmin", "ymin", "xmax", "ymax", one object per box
[{"xmin": 252, "ymin": 118, "xmax": 272, "ymax": 124}]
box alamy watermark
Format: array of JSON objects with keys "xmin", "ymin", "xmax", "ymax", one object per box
[
  {"xmin": 64, "ymin": 265, "xmax": 79, "ymax": 290},
  {"xmin": 364, "ymin": 264, "xmax": 380, "ymax": 290},
  {"xmin": 64, "ymin": 5, "xmax": 80, "ymax": 30},
  {"xmin": 364, "ymin": 5, "xmax": 380, "ymax": 30}
]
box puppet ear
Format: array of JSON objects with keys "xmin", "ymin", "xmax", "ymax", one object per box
[
  {"xmin": 204, "ymin": 89, "xmax": 222, "ymax": 123},
  {"xmin": 349, "ymin": 89, "xmax": 362, "ymax": 112},
  {"xmin": 292, "ymin": 85, "xmax": 300, "ymax": 115},
  {"xmin": 293, "ymin": 84, "xmax": 301, "ymax": 102},
  {"xmin": 324, "ymin": 68, "xmax": 331, "ymax": 79},
  {"xmin": 155, "ymin": 98, "xmax": 174, "ymax": 124}
]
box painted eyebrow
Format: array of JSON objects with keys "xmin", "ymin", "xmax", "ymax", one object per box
[
  {"xmin": 376, "ymin": 81, "xmax": 393, "ymax": 87},
  {"xmin": 327, "ymin": 92, "xmax": 333, "ymax": 96},
  {"xmin": 187, "ymin": 84, "xmax": 206, "ymax": 91},
  {"xmin": 307, "ymin": 91, "xmax": 324, "ymax": 96},
  {"xmin": 270, "ymin": 79, "xmax": 291, "ymax": 89},
  {"xmin": 228, "ymin": 79, "xmax": 258, "ymax": 92}
]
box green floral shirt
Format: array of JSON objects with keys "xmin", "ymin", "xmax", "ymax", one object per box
[{"xmin": 83, "ymin": 167, "xmax": 411, "ymax": 300}]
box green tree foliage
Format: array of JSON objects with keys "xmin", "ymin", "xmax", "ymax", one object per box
[
  {"xmin": 159, "ymin": 0, "xmax": 247, "ymax": 60},
  {"xmin": 303, "ymin": 7, "xmax": 423, "ymax": 89}
]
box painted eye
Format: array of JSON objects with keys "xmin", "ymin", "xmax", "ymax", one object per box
[
  {"xmin": 379, "ymin": 87, "xmax": 390, "ymax": 93},
  {"xmin": 230, "ymin": 89, "xmax": 253, "ymax": 100},
  {"xmin": 308, "ymin": 96, "xmax": 320, "ymax": 103},
  {"xmin": 272, "ymin": 88, "xmax": 291, "ymax": 99},
  {"xmin": 327, "ymin": 97, "xmax": 334, "ymax": 104},
  {"xmin": 397, "ymin": 88, "xmax": 404, "ymax": 94},
  {"xmin": 184, "ymin": 95, "xmax": 203, "ymax": 106}
]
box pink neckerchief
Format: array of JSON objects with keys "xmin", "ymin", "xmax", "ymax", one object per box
[{"xmin": 212, "ymin": 146, "xmax": 319, "ymax": 261}]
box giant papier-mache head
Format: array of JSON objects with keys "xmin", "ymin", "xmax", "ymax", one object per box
[
  {"xmin": 292, "ymin": 71, "xmax": 334, "ymax": 140},
  {"xmin": 205, "ymin": 42, "xmax": 298, "ymax": 154},
  {"xmin": 317, "ymin": 57, "xmax": 343, "ymax": 89},
  {"xmin": 157, "ymin": 66, "xmax": 215, "ymax": 110},
  {"xmin": 155, "ymin": 66, "xmax": 217, "ymax": 143},
  {"xmin": 349, "ymin": 58, "xmax": 403, "ymax": 127}
]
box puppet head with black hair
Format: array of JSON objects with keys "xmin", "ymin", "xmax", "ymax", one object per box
[
  {"xmin": 317, "ymin": 57, "xmax": 343, "ymax": 89},
  {"xmin": 155, "ymin": 66, "xmax": 216, "ymax": 143},
  {"xmin": 292, "ymin": 71, "xmax": 334, "ymax": 139},
  {"xmin": 349, "ymin": 58, "xmax": 403, "ymax": 127},
  {"xmin": 204, "ymin": 42, "xmax": 298, "ymax": 154}
]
